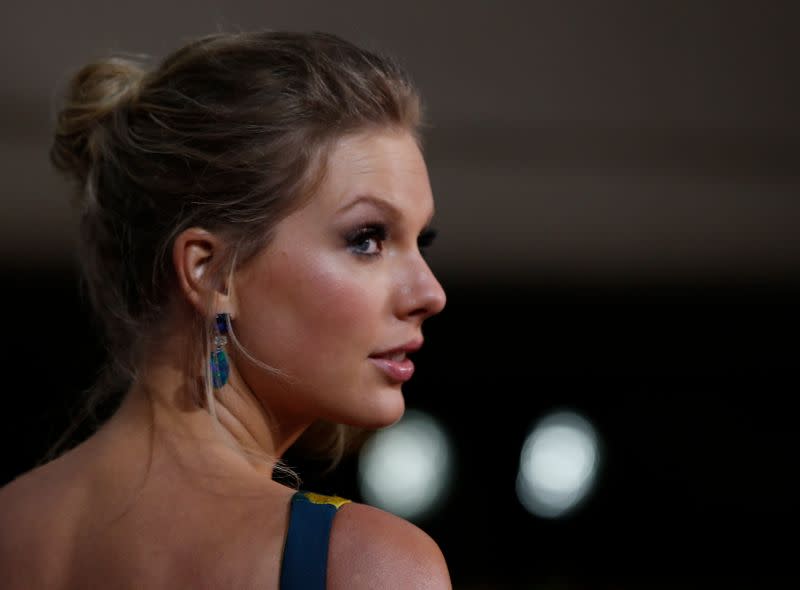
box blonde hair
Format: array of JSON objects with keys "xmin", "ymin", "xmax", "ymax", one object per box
[{"xmin": 47, "ymin": 30, "xmax": 422, "ymax": 472}]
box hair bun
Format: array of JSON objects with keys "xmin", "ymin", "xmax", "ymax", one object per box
[{"xmin": 50, "ymin": 57, "xmax": 146, "ymax": 190}]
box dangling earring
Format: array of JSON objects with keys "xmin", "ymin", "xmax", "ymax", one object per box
[{"xmin": 210, "ymin": 313, "xmax": 230, "ymax": 389}]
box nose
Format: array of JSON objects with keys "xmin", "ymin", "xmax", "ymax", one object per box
[{"xmin": 395, "ymin": 255, "xmax": 447, "ymax": 322}]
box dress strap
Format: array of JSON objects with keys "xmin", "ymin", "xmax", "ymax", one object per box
[{"xmin": 280, "ymin": 491, "xmax": 351, "ymax": 590}]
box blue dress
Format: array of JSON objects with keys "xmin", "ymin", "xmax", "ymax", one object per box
[{"xmin": 279, "ymin": 491, "xmax": 351, "ymax": 590}]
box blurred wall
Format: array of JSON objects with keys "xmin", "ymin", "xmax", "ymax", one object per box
[{"xmin": 1, "ymin": 0, "xmax": 798, "ymax": 282}]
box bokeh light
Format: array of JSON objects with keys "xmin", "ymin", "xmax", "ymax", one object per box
[
  {"xmin": 517, "ymin": 410, "xmax": 600, "ymax": 518},
  {"xmin": 358, "ymin": 409, "xmax": 453, "ymax": 521}
]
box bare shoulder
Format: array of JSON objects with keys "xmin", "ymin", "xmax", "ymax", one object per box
[
  {"xmin": 0, "ymin": 464, "xmax": 76, "ymax": 589},
  {"xmin": 0, "ymin": 465, "xmax": 57, "ymax": 530},
  {"xmin": 0, "ymin": 472, "xmax": 27, "ymax": 534},
  {"xmin": 327, "ymin": 501, "xmax": 451, "ymax": 590}
]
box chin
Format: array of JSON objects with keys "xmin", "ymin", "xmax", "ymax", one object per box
[{"xmin": 358, "ymin": 384, "xmax": 406, "ymax": 429}]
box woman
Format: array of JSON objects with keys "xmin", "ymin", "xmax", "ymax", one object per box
[{"xmin": 0, "ymin": 31, "xmax": 450, "ymax": 589}]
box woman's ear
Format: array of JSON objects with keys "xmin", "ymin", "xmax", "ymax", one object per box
[{"xmin": 172, "ymin": 227, "xmax": 234, "ymax": 316}]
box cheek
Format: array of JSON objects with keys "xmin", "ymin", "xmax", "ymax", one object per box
[
  {"xmin": 245, "ymin": 251, "xmax": 385, "ymax": 366},
  {"xmin": 298, "ymin": 264, "xmax": 377, "ymax": 350}
]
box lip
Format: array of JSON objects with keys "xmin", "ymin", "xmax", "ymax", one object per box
[
  {"xmin": 370, "ymin": 339, "xmax": 424, "ymax": 357},
  {"xmin": 368, "ymin": 339, "xmax": 423, "ymax": 383}
]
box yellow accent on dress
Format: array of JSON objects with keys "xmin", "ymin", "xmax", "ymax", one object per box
[{"xmin": 302, "ymin": 491, "xmax": 351, "ymax": 510}]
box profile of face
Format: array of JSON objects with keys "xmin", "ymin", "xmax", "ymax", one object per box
[{"xmin": 229, "ymin": 129, "xmax": 446, "ymax": 430}]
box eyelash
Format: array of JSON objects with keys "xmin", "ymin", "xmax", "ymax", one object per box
[
  {"xmin": 346, "ymin": 224, "xmax": 387, "ymax": 257},
  {"xmin": 418, "ymin": 228, "xmax": 438, "ymax": 252},
  {"xmin": 345, "ymin": 223, "xmax": 438, "ymax": 258}
]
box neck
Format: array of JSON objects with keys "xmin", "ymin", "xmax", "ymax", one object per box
[{"xmin": 103, "ymin": 330, "xmax": 310, "ymax": 479}]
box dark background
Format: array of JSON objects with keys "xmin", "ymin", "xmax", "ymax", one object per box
[{"xmin": 2, "ymin": 1, "xmax": 799, "ymax": 588}]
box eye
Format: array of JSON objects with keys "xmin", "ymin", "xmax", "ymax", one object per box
[
  {"xmin": 346, "ymin": 223, "xmax": 387, "ymax": 257},
  {"xmin": 417, "ymin": 227, "xmax": 438, "ymax": 256}
]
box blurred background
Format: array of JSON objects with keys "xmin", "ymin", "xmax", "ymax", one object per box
[{"xmin": 2, "ymin": 1, "xmax": 798, "ymax": 587}]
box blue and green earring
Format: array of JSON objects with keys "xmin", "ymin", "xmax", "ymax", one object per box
[{"xmin": 210, "ymin": 313, "xmax": 230, "ymax": 388}]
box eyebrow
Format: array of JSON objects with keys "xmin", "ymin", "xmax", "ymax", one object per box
[{"xmin": 337, "ymin": 194, "xmax": 436, "ymax": 226}]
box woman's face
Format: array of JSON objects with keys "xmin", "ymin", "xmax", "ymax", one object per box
[{"xmin": 231, "ymin": 129, "xmax": 446, "ymax": 430}]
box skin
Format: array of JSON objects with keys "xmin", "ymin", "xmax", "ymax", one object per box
[{"xmin": 0, "ymin": 128, "xmax": 451, "ymax": 589}]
